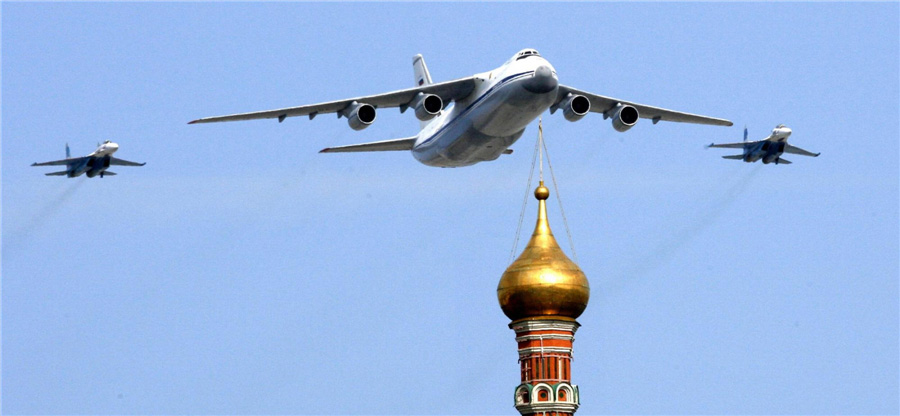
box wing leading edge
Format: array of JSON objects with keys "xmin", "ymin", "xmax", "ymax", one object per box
[
  {"xmin": 189, "ymin": 77, "xmax": 477, "ymax": 125},
  {"xmin": 110, "ymin": 157, "xmax": 146, "ymax": 166},
  {"xmin": 783, "ymin": 144, "xmax": 820, "ymax": 157},
  {"xmin": 32, "ymin": 156, "xmax": 85, "ymax": 167},
  {"xmin": 707, "ymin": 142, "xmax": 750, "ymax": 149},
  {"xmin": 556, "ymin": 85, "xmax": 733, "ymax": 127}
]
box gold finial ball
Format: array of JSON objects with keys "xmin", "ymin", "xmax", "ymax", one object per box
[{"xmin": 535, "ymin": 184, "xmax": 550, "ymax": 200}]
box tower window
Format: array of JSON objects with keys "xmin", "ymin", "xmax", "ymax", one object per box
[{"xmin": 538, "ymin": 389, "xmax": 549, "ymax": 401}]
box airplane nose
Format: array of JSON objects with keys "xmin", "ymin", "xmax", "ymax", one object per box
[{"xmin": 523, "ymin": 65, "xmax": 558, "ymax": 94}]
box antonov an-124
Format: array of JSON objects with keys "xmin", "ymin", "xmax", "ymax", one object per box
[{"xmin": 190, "ymin": 49, "xmax": 733, "ymax": 168}]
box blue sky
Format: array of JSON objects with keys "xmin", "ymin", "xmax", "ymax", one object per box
[{"xmin": 2, "ymin": 2, "xmax": 898, "ymax": 414}]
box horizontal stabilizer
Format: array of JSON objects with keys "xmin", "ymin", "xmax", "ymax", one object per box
[
  {"xmin": 775, "ymin": 158, "xmax": 792, "ymax": 165},
  {"xmin": 103, "ymin": 171, "xmax": 117, "ymax": 176},
  {"xmin": 722, "ymin": 155, "xmax": 744, "ymax": 160},
  {"xmin": 45, "ymin": 170, "xmax": 69, "ymax": 176},
  {"xmin": 320, "ymin": 137, "xmax": 417, "ymax": 153}
]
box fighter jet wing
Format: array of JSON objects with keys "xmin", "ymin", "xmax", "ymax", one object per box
[
  {"xmin": 556, "ymin": 85, "xmax": 733, "ymax": 126},
  {"xmin": 189, "ymin": 77, "xmax": 477, "ymax": 124},
  {"xmin": 110, "ymin": 157, "xmax": 146, "ymax": 166},
  {"xmin": 783, "ymin": 144, "xmax": 820, "ymax": 157},
  {"xmin": 707, "ymin": 141, "xmax": 751, "ymax": 149},
  {"xmin": 31, "ymin": 157, "xmax": 83, "ymax": 167}
]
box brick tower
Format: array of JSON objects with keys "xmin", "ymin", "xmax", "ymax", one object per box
[{"xmin": 498, "ymin": 181, "xmax": 590, "ymax": 416}]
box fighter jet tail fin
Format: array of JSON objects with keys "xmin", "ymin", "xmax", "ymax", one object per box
[
  {"xmin": 65, "ymin": 143, "xmax": 71, "ymax": 158},
  {"xmin": 743, "ymin": 126, "xmax": 748, "ymax": 142},
  {"xmin": 722, "ymin": 155, "xmax": 744, "ymax": 160},
  {"xmin": 775, "ymin": 158, "xmax": 792, "ymax": 165},
  {"xmin": 45, "ymin": 170, "xmax": 69, "ymax": 176}
]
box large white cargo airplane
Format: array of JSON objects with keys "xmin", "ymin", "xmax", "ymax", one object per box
[
  {"xmin": 190, "ymin": 49, "xmax": 733, "ymax": 167},
  {"xmin": 707, "ymin": 125, "xmax": 820, "ymax": 164},
  {"xmin": 31, "ymin": 141, "xmax": 145, "ymax": 178}
]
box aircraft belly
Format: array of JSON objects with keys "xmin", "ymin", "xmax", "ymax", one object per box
[
  {"xmin": 412, "ymin": 80, "xmax": 556, "ymax": 168},
  {"xmin": 414, "ymin": 123, "xmax": 524, "ymax": 168},
  {"xmin": 470, "ymin": 84, "xmax": 555, "ymax": 137}
]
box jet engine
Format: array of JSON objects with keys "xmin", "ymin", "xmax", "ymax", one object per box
[
  {"xmin": 409, "ymin": 93, "xmax": 443, "ymax": 121},
  {"xmin": 607, "ymin": 104, "xmax": 639, "ymax": 132},
  {"xmin": 342, "ymin": 101, "xmax": 377, "ymax": 131},
  {"xmin": 557, "ymin": 94, "xmax": 590, "ymax": 122},
  {"xmin": 86, "ymin": 156, "xmax": 111, "ymax": 178}
]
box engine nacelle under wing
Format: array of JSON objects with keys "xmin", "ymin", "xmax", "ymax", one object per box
[
  {"xmin": 607, "ymin": 104, "xmax": 639, "ymax": 132},
  {"xmin": 408, "ymin": 93, "xmax": 443, "ymax": 121},
  {"xmin": 341, "ymin": 101, "xmax": 377, "ymax": 131},
  {"xmin": 556, "ymin": 94, "xmax": 590, "ymax": 122}
]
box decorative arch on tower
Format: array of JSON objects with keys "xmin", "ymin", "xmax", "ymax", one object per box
[
  {"xmin": 532, "ymin": 382, "xmax": 555, "ymax": 403},
  {"xmin": 515, "ymin": 384, "xmax": 531, "ymax": 405},
  {"xmin": 555, "ymin": 383, "xmax": 575, "ymax": 403}
]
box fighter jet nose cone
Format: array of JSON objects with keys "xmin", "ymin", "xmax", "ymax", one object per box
[{"xmin": 523, "ymin": 65, "xmax": 558, "ymax": 94}]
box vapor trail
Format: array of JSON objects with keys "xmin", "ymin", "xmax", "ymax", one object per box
[
  {"xmin": 606, "ymin": 165, "xmax": 763, "ymax": 294},
  {"xmin": 4, "ymin": 178, "xmax": 86, "ymax": 251}
]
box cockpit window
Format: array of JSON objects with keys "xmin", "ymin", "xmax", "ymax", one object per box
[
  {"xmin": 516, "ymin": 49, "xmax": 541, "ymax": 60},
  {"xmin": 515, "ymin": 49, "xmax": 541, "ymax": 60}
]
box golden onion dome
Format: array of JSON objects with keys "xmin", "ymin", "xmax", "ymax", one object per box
[{"xmin": 498, "ymin": 181, "xmax": 590, "ymax": 321}]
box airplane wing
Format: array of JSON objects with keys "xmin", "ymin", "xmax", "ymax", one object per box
[
  {"xmin": 707, "ymin": 142, "xmax": 750, "ymax": 149},
  {"xmin": 556, "ymin": 85, "xmax": 733, "ymax": 126},
  {"xmin": 783, "ymin": 144, "xmax": 820, "ymax": 157},
  {"xmin": 320, "ymin": 137, "xmax": 417, "ymax": 153},
  {"xmin": 189, "ymin": 77, "xmax": 477, "ymax": 124},
  {"xmin": 110, "ymin": 157, "xmax": 146, "ymax": 166},
  {"xmin": 32, "ymin": 157, "xmax": 83, "ymax": 167}
]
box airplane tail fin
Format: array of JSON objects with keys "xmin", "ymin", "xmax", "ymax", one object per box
[
  {"xmin": 66, "ymin": 143, "xmax": 71, "ymax": 158},
  {"xmin": 412, "ymin": 54, "xmax": 436, "ymax": 129},
  {"xmin": 412, "ymin": 54, "xmax": 433, "ymax": 87},
  {"xmin": 743, "ymin": 126, "xmax": 748, "ymax": 142},
  {"xmin": 722, "ymin": 155, "xmax": 744, "ymax": 160}
]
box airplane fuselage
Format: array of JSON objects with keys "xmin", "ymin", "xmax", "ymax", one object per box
[
  {"xmin": 741, "ymin": 126, "xmax": 792, "ymax": 164},
  {"xmin": 69, "ymin": 143, "xmax": 118, "ymax": 177},
  {"xmin": 412, "ymin": 55, "xmax": 558, "ymax": 167}
]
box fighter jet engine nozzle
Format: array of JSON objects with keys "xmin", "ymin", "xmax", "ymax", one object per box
[
  {"xmin": 608, "ymin": 104, "xmax": 639, "ymax": 132},
  {"xmin": 344, "ymin": 102, "xmax": 377, "ymax": 131},
  {"xmin": 559, "ymin": 94, "xmax": 590, "ymax": 122},
  {"xmin": 410, "ymin": 93, "xmax": 443, "ymax": 121}
]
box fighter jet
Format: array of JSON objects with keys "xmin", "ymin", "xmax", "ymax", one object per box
[
  {"xmin": 32, "ymin": 141, "xmax": 145, "ymax": 178},
  {"xmin": 707, "ymin": 125, "xmax": 819, "ymax": 165},
  {"xmin": 190, "ymin": 49, "xmax": 732, "ymax": 168}
]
